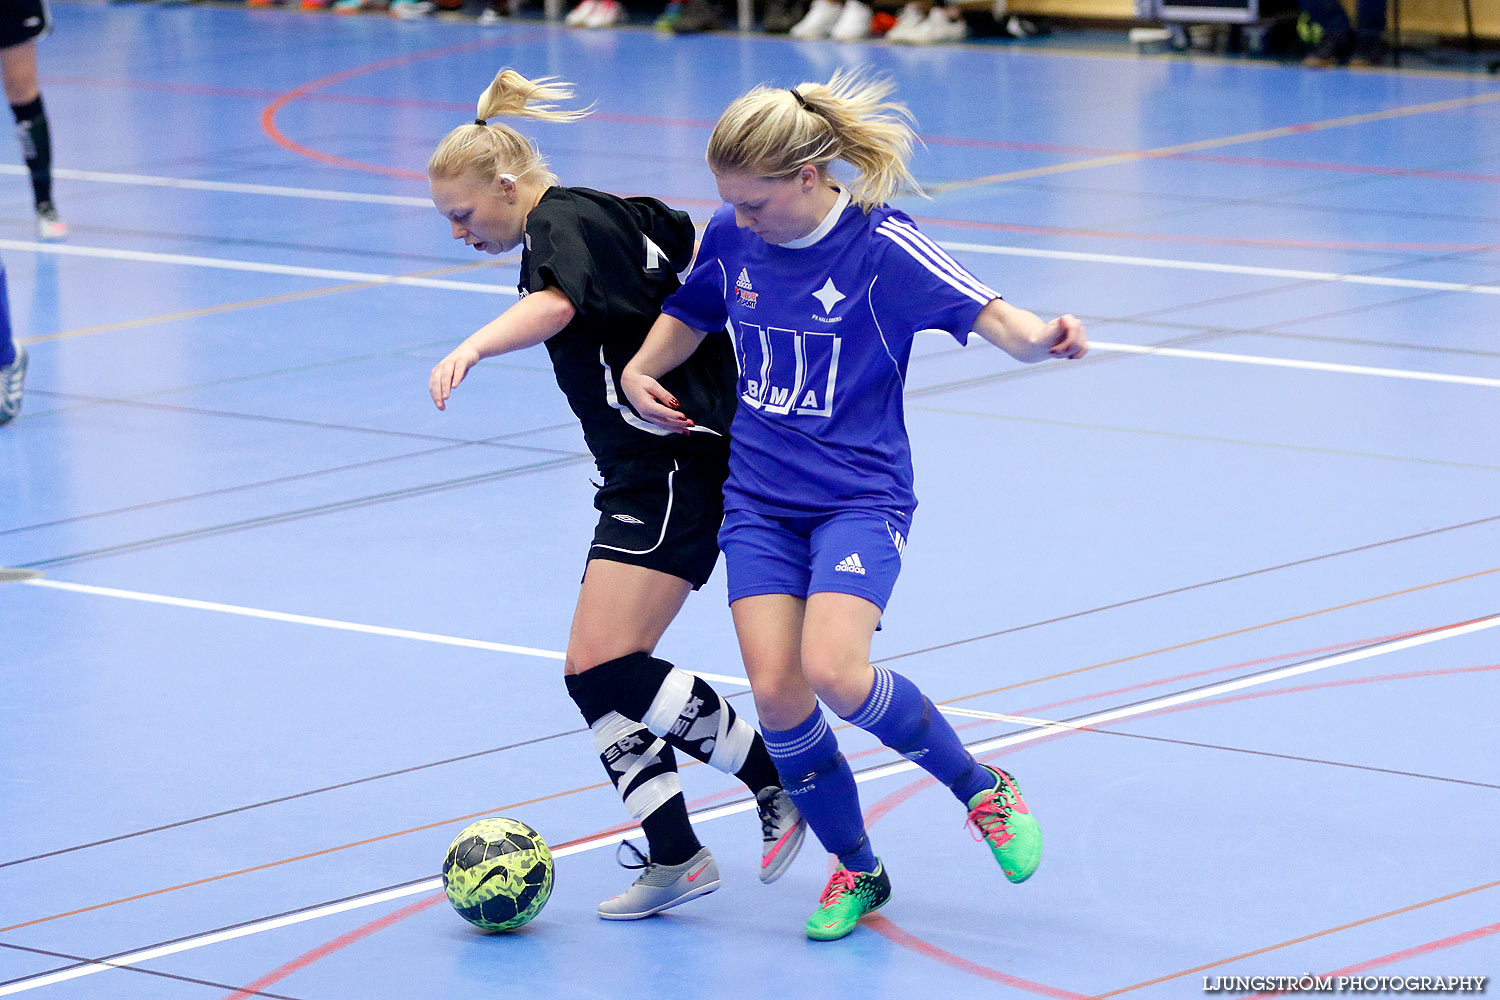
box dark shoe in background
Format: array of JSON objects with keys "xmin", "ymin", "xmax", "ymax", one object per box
[
  {"xmin": 1302, "ymin": 30, "xmax": 1352, "ymax": 67},
  {"xmin": 671, "ymin": 0, "xmax": 723, "ymax": 32},
  {"xmin": 762, "ymin": 0, "xmax": 805, "ymax": 33}
]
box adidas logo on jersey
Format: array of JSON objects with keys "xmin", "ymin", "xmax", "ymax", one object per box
[
  {"xmin": 611, "ymin": 513, "xmax": 645, "ymax": 525},
  {"xmin": 834, "ymin": 553, "xmax": 866, "ymax": 575},
  {"xmin": 735, "ymin": 267, "xmax": 758, "ymax": 309}
]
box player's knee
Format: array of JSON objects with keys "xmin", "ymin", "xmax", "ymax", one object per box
[
  {"xmin": 800, "ymin": 646, "xmax": 866, "ymax": 704},
  {"xmin": 564, "ymin": 646, "xmax": 618, "ymax": 676}
]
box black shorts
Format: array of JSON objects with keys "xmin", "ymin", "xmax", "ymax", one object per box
[
  {"xmin": 585, "ymin": 449, "xmax": 728, "ymax": 590},
  {"xmin": 0, "ymin": 0, "xmax": 51, "ymax": 50}
]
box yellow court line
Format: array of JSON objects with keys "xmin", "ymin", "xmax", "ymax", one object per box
[
  {"xmin": 926, "ymin": 90, "xmax": 1500, "ymax": 195},
  {"xmin": 18, "ymin": 257, "xmax": 519, "ymax": 346}
]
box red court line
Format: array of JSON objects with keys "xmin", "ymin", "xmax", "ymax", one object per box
[
  {"xmin": 1103, "ymin": 880, "xmax": 1500, "ymax": 998},
  {"xmin": 854, "ymin": 660, "xmax": 1500, "ymax": 997},
  {"xmin": 258, "ymin": 33, "xmax": 547, "ymax": 180},
  {"xmin": 1015, "ymin": 633, "xmax": 1410, "ymax": 717},
  {"xmin": 1170, "ymin": 152, "xmax": 1500, "ymax": 185},
  {"xmin": 865, "ymin": 915, "xmax": 1092, "ymax": 1000},
  {"xmin": 214, "ymin": 653, "xmax": 1496, "ymax": 999},
  {"xmin": 61, "ymin": 71, "xmax": 1500, "ymax": 186},
  {"xmin": 252, "ymin": 57, "xmax": 1500, "ymax": 248},
  {"xmin": 222, "ymin": 894, "xmax": 446, "ymax": 1000},
  {"xmin": 1243, "ymin": 923, "xmax": 1500, "ymax": 998}
]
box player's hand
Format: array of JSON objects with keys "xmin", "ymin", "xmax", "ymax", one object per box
[
  {"xmin": 1044, "ymin": 314, "xmax": 1088, "ymax": 359},
  {"xmin": 621, "ymin": 368, "xmax": 694, "ymax": 434},
  {"xmin": 430, "ymin": 345, "xmax": 481, "ymax": 410}
]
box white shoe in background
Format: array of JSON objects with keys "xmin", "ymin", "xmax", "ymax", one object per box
[
  {"xmin": 35, "ymin": 203, "xmax": 68, "ymax": 242},
  {"xmin": 883, "ymin": 2, "xmax": 924, "ymax": 42},
  {"xmin": 390, "ymin": 0, "xmax": 433, "ymax": 19},
  {"xmin": 584, "ymin": 0, "xmax": 623, "ymax": 25},
  {"xmin": 909, "ymin": 5, "xmax": 965, "ymax": 43},
  {"xmin": 789, "ymin": 0, "xmax": 842, "ymax": 38},
  {"xmin": 564, "ymin": 0, "xmax": 598, "ymax": 24},
  {"xmin": 829, "ymin": 0, "xmax": 872, "ymax": 40}
]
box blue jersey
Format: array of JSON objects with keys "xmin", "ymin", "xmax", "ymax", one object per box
[{"xmin": 662, "ymin": 190, "xmax": 1000, "ymax": 517}]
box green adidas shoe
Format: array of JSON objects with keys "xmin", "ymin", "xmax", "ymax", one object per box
[
  {"xmin": 805, "ymin": 862, "xmax": 891, "ymax": 941},
  {"xmin": 966, "ymin": 765, "xmax": 1042, "ymax": 883}
]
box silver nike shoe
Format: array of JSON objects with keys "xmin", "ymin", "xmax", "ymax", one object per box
[{"xmin": 598, "ymin": 845, "xmax": 720, "ymax": 920}]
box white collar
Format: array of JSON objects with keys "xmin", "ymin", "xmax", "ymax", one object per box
[{"xmin": 777, "ymin": 187, "xmax": 851, "ymax": 249}]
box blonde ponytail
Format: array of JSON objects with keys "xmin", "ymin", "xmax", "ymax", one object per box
[
  {"xmin": 705, "ymin": 70, "xmax": 921, "ymax": 211},
  {"xmin": 428, "ymin": 69, "xmax": 592, "ymax": 186}
]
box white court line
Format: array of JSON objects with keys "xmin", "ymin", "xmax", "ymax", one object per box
[
  {"xmin": 15, "ymin": 577, "xmax": 750, "ymax": 689},
  {"xmin": 2, "ymin": 239, "xmax": 1490, "ymax": 387},
  {"xmin": 0, "ymin": 239, "xmax": 516, "ymax": 296},
  {"xmin": 944, "ymin": 241, "xmax": 1500, "ymax": 296},
  {"xmin": 0, "ymin": 164, "xmax": 433, "ymax": 207},
  {"xmin": 20, "ymin": 578, "xmax": 562, "ymax": 660},
  {"xmin": 1087, "ymin": 340, "xmax": 1500, "ymax": 389},
  {"xmin": 4, "ymin": 611, "xmax": 1494, "ymax": 996},
  {"xmin": 2, "ymin": 162, "xmax": 1497, "ymax": 298}
]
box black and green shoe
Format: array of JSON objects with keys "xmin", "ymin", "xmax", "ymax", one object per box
[{"xmin": 804, "ymin": 862, "xmax": 891, "ymax": 941}]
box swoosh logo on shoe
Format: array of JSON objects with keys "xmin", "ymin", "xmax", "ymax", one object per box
[{"xmin": 687, "ymin": 861, "xmax": 711, "ymax": 882}]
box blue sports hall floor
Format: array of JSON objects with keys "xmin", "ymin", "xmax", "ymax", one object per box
[{"xmin": 2, "ymin": 2, "xmax": 1498, "ymax": 997}]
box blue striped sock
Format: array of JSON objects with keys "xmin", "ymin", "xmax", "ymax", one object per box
[
  {"xmin": 761, "ymin": 707, "xmax": 878, "ymax": 873},
  {"xmin": 0, "ymin": 266, "xmax": 14, "ymax": 368},
  {"xmin": 842, "ymin": 667, "xmax": 993, "ymax": 804}
]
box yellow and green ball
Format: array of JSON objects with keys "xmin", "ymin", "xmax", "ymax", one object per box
[{"xmin": 441, "ymin": 818, "xmax": 554, "ymax": 931}]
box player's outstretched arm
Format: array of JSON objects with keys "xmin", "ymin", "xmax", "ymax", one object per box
[
  {"xmin": 429, "ymin": 288, "xmax": 576, "ymax": 410},
  {"xmin": 972, "ymin": 298, "xmax": 1087, "ymax": 364},
  {"xmin": 621, "ymin": 312, "xmax": 709, "ymax": 433}
]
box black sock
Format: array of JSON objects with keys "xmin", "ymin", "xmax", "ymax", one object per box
[
  {"xmin": 639, "ymin": 794, "xmax": 700, "ymax": 866},
  {"xmin": 565, "ymin": 676, "xmax": 702, "ymax": 866},
  {"xmin": 11, "ymin": 97, "xmax": 53, "ymax": 209},
  {"xmin": 570, "ymin": 652, "xmax": 781, "ymax": 794}
]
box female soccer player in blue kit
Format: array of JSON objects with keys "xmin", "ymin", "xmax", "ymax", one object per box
[{"xmin": 622, "ymin": 72, "xmax": 1087, "ymax": 941}]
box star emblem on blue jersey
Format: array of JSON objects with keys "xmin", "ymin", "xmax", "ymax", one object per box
[{"xmin": 812, "ymin": 277, "xmax": 845, "ymax": 314}]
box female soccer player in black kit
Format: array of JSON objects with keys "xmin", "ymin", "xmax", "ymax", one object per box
[{"xmin": 426, "ymin": 69, "xmax": 804, "ymax": 920}]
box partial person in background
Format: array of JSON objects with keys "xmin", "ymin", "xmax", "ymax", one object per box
[
  {"xmin": 1300, "ymin": 0, "xmax": 1385, "ymax": 66},
  {"xmin": 0, "ymin": 259, "xmax": 25, "ymax": 424},
  {"xmin": 0, "ymin": 2, "xmax": 66, "ymax": 241}
]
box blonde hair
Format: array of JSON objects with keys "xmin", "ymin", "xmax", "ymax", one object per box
[
  {"xmin": 705, "ymin": 70, "xmax": 920, "ymax": 211},
  {"xmin": 427, "ymin": 69, "xmax": 592, "ymax": 187}
]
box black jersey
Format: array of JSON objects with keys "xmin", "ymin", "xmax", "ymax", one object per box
[
  {"xmin": 521, "ymin": 186, "xmax": 737, "ymax": 467},
  {"xmin": 0, "ymin": 0, "xmax": 51, "ymax": 48}
]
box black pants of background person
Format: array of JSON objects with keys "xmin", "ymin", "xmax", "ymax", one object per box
[{"xmin": 1300, "ymin": 0, "xmax": 1387, "ymax": 64}]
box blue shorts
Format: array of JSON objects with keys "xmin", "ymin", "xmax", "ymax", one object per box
[{"xmin": 718, "ymin": 507, "xmax": 910, "ymax": 611}]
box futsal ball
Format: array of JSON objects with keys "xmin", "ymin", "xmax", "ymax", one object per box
[{"xmin": 441, "ymin": 817, "xmax": 554, "ymax": 931}]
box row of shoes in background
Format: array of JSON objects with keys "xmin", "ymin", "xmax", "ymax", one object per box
[
  {"xmin": 788, "ymin": 0, "xmax": 965, "ymax": 43},
  {"xmin": 243, "ymin": 0, "xmax": 513, "ymax": 19},
  {"xmin": 240, "ymin": 0, "xmax": 1041, "ymax": 40},
  {"xmin": 573, "ymin": 0, "xmax": 997, "ymax": 41}
]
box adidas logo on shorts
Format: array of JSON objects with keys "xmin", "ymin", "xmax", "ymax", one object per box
[
  {"xmin": 612, "ymin": 514, "xmax": 645, "ymax": 525},
  {"xmin": 834, "ymin": 553, "xmax": 866, "ymax": 575}
]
